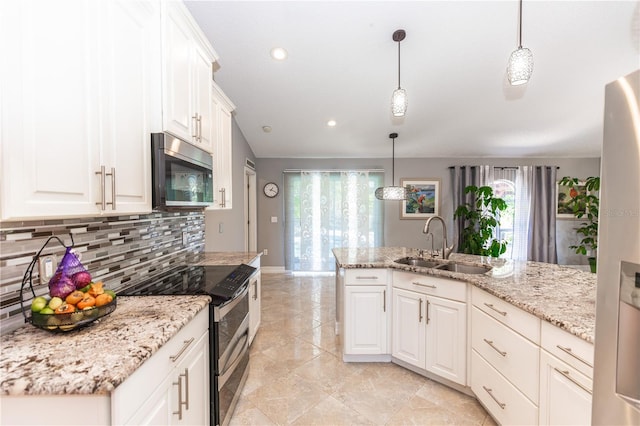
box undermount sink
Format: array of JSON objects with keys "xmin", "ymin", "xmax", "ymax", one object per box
[
  {"xmin": 394, "ymin": 257, "xmax": 443, "ymax": 268},
  {"xmin": 435, "ymin": 262, "xmax": 492, "ymax": 275}
]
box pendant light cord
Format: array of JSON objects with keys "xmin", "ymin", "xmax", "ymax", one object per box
[
  {"xmin": 392, "ymin": 137, "xmax": 396, "ymax": 184},
  {"xmin": 397, "ymin": 42, "xmax": 401, "ymax": 89},
  {"xmin": 518, "ymin": 0, "xmax": 523, "ymax": 48}
]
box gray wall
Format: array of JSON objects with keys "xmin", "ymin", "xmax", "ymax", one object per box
[
  {"xmin": 255, "ymin": 157, "xmax": 601, "ymax": 268},
  {"xmin": 204, "ymin": 118, "xmax": 257, "ymax": 251}
]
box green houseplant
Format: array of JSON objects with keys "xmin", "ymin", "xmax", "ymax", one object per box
[
  {"xmin": 454, "ymin": 185, "xmax": 508, "ymax": 257},
  {"xmin": 558, "ymin": 176, "xmax": 600, "ymax": 273}
]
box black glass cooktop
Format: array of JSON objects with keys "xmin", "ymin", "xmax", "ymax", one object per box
[{"xmin": 119, "ymin": 264, "xmax": 256, "ymax": 303}]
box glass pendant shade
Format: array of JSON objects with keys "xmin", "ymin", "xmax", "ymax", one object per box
[
  {"xmin": 375, "ymin": 185, "xmax": 409, "ymax": 201},
  {"xmin": 391, "ymin": 88, "xmax": 407, "ymax": 117},
  {"xmin": 507, "ymin": 47, "xmax": 533, "ymax": 86}
]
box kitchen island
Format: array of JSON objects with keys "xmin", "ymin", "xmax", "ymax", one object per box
[
  {"xmin": 334, "ymin": 246, "xmax": 597, "ymax": 425},
  {"xmin": 333, "ymin": 246, "xmax": 596, "ymax": 342}
]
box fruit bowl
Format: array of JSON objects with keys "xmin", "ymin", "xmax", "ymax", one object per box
[{"xmin": 29, "ymin": 297, "xmax": 117, "ymax": 332}]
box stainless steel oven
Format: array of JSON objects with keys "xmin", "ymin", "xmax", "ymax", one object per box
[
  {"xmin": 119, "ymin": 263, "xmax": 256, "ymax": 426},
  {"xmin": 213, "ymin": 286, "xmax": 250, "ymax": 426}
]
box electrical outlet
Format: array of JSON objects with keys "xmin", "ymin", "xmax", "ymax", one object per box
[
  {"xmin": 263, "ymin": 249, "xmax": 268, "ymax": 256},
  {"xmin": 38, "ymin": 255, "xmax": 57, "ymax": 281}
]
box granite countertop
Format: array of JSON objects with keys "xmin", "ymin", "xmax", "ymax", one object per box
[
  {"xmin": 194, "ymin": 251, "xmax": 262, "ymax": 266},
  {"xmin": 333, "ymin": 247, "xmax": 596, "ymax": 344},
  {"xmin": 0, "ymin": 295, "xmax": 210, "ymax": 396}
]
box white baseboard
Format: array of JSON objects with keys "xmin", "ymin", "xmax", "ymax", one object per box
[{"xmin": 261, "ymin": 266, "xmax": 286, "ymax": 274}]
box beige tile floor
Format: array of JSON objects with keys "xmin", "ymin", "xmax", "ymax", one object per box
[{"xmin": 230, "ymin": 272, "xmax": 497, "ymax": 426}]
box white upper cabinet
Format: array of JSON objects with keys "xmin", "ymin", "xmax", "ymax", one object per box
[
  {"xmin": 209, "ymin": 81, "xmax": 236, "ymax": 209},
  {"xmin": 161, "ymin": 1, "xmax": 216, "ymax": 152},
  {"xmin": 0, "ymin": 0, "xmax": 160, "ymax": 220}
]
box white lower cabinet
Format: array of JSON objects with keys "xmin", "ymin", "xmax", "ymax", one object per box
[
  {"xmin": 248, "ymin": 257, "xmax": 262, "ymax": 345},
  {"xmin": 112, "ymin": 308, "xmax": 209, "ymax": 425},
  {"xmin": 344, "ymin": 285, "xmax": 389, "ymax": 356},
  {"xmin": 539, "ymin": 350, "xmax": 592, "ymax": 426},
  {"xmin": 391, "ymin": 271, "xmax": 467, "ymax": 386}
]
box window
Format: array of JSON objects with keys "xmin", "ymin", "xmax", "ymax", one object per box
[{"xmin": 284, "ymin": 170, "xmax": 384, "ymax": 272}]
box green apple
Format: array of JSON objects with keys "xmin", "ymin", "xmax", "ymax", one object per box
[
  {"xmin": 47, "ymin": 297, "xmax": 63, "ymax": 310},
  {"xmin": 30, "ymin": 296, "xmax": 48, "ymax": 313},
  {"xmin": 39, "ymin": 307, "xmax": 54, "ymax": 315}
]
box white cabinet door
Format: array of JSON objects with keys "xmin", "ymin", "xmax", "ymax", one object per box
[
  {"xmin": 126, "ymin": 375, "xmax": 173, "ymax": 425},
  {"xmin": 539, "ymin": 350, "xmax": 592, "ymax": 426},
  {"xmin": 344, "ymin": 285, "xmax": 388, "ymax": 355},
  {"xmin": 161, "ymin": 1, "xmax": 215, "ymax": 150},
  {"xmin": 100, "ymin": 0, "xmax": 159, "ymax": 214},
  {"xmin": 173, "ymin": 332, "xmax": 209, "ymax": 425},
  {"xmin": 249, "ymin": 272, "xmax": 261, "ymax": 345},
  {"xmin": 392, "ymin": 288, "xmax": 426, "ymax": 368},
  {"xmin": 161, "ymin": 2, "xmax": 194, "ymax": 143},
  {"xmin": 209, "ymin": 82, "xmax": 235, "ymax": 209},
  {"xmin": 0, "ymin": 0, "xmax": 100, "ymax": 220},
  {"xmin": 425, "ymin": 295, "xmax": 467, "ymax": 386},
  {"xmin": 0, "ymin": 0, "xmax": 158, "ymax": 220}
]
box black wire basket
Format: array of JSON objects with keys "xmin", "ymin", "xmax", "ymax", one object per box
[{"xmin": 20, "ymin": 234, "xmax": 117, "ymax": 333}]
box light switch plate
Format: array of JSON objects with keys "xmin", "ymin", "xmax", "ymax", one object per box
[
  {"xmin": 271, "ymin": 216, "xmax": 278, "ymax": 223},
  {"xmin": 38, "ymin": 255, "xmax": 57, "ymax": 281}
]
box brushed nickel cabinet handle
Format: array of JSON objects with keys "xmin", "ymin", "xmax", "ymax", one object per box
[
  {"xmin": 483, "ymin": 386, "xmax": 506, "ymax": 409},
  {"xmin": 252, "ymin": 280, "xmax": 258, "ymax": 300},
  {"xmin": 192, "ymin": 114, "xmax": 198, "ymax": 138},
  {"xmin": 356, "ymin": 276, "xmax": 379, "ymax": 280},
  {"xmin": 553, "ymin": 367, "xmax": 592, "ymax": 394},
  {"xmin": 419, "ymin": 298, "xmax": 423, "ymax": 322},
  {"xmin": 426, "ymin": 299, "xmax": 431, "ymax": 324},
  {"xmin": 183, "ymin": 368, "xmax": 190, "ymax": 410},
  {"xmin": 95, "ymin": 166, "xmax": 106, "ymax": 210},
  {"xmin": 170, "ymin": 338, "xmax": 195, "ymax": 362},
  {"xmin": 556, "ymin": 345, "xmax": 593, "ymax": 368},
  {"xmin": 197, "ymin": 114, "xmax": 202, "ymax": 141},
  {"xmin": 484, "ymin": 303, "xmax": 507, "ymax": 316},
  {"xmin": 483, "ymin": 338, "xmax": 507, "ymax": 357},
  {"xmin": 107, "ymin": 167, "xmax": 115, "ymax": 210},
  {"xmin": 413, "ymin": 281, "xmax": 437, "ymax": 289},
  {"xmin": 219, "ymin": 187, "xmax": 226, "ymax": 208},
  {"xmin": 173, "ymin": 375, "xmax": 184, "ymax": 419},
  {"xmin": 383, "ymin": 289, "xmax": 386, "ymax": 312}
]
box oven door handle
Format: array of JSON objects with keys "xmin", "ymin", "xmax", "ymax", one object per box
[
  {"xmin": 218, "ymin": 326, "xmax": 249, "ymax": 389},
  {"xmin": 214, "ymin": 282, "xmax": 250, "ymax": 321}
]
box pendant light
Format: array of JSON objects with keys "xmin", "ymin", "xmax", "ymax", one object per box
[
  {"xmin": 507, "ymin": 0, "xmax": 533, "ymax": 85},
  {"xmin": 375, "ymin": 133, "xmax": 409, "ymax": 200},
  {"xmin": 391, "ymin": 29, "xmax": 407, "ymax": 117}
]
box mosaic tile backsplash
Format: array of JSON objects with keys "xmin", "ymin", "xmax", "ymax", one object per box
[{"xmin": 0, "ymin": 211, "xmax": 205, "ymax": 334}]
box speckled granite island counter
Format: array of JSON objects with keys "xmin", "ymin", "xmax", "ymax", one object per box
[
  {"xmin": 333, "ymin": 246, "xmax": 596, "ymax": 343},
  {"xmin": 194, "ymin": 251, "xmax": 262, "ymax": 266},
  {"xmin": 0, "ymin": 295, "xmax": 210, "ymax": 396}
]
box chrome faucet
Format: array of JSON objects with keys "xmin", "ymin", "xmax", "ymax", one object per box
[{"xmin": 423, "ymin": 215, "xmax": 453, "ymax": 259}]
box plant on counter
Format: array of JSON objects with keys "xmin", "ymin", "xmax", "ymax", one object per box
[
  {"xmin": 558, "ymin": 175, "xmax": 600, "ymax": 272},
  {"xmin": 454, "ymin": 185, "xmax": 508, "ymax": 257}
]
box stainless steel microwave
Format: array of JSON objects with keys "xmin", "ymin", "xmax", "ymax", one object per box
[{"xmin": 151, "ymin": 133, "xmax": 214, "ymax": 209}]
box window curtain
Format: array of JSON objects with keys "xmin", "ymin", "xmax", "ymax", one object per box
[
  {"xmin": 284, "ymin": 170, "xmax": 384, "ymax": 272},
  {"xmin": 526, "ymin": 166, "xmax": 558, "ymax": 263},
  {"xmin": 451, "ymin": 165, "xmax": 492, "ymax": 252},
  {"xmin": 512, "ymin": 166, "xmax": 532, "ymax": 260}
]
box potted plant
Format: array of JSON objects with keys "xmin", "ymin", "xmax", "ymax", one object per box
[
  {"xmin": 558, "ymin": 176, "xmax": 600, "ymax": 273},
  {"xmin": 453, "ymin": 185, "xmax": 508, "ymax": 257}
]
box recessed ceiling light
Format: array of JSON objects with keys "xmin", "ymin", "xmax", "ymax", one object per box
[
  {"xmin": 270, "ymin": 47, "xmax": 288, "ymax": 60},
  {"xmin": 262, "ymin": 125, "xmax": 272, "ymax": 133},
  {"xmin": 327, "ymin": 120, "xmax": 337, "ymax": 127}
]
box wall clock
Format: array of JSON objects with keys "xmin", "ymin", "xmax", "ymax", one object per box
[{"xmin": 263, "ymin": 182, "xmax": 279, "ymax": 198}]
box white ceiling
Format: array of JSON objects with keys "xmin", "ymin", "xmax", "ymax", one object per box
[{"xmin": 185, "ymin": 1, "xmax": 640, "ymax": 159}]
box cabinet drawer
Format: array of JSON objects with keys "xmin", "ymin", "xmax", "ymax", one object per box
[
  {"xmin": 472, "ymin": 306, "xmax": 540, "ymax": 403},
  {"xmin": 541, "ymin": 321, "xmax": 593, "ymax": 378},
  {"xmin": 472, "ymin": 350, "xmax": 539, "ymax": 426},
  {"xmin": 393, "ymin": 270, "xmax": 467, "ymax": 302},
  {"xmin": 345, "ymin": 268, "xmax": 388, "ymax": 285},
  {"xmin": 112, "ymin": 307, "xmax": 209, "ymax": 424},
  {"xmin": 472, "ymin": 286, "xmax": 540, "ymax": 344}
]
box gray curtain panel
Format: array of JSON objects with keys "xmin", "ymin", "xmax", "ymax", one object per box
[
  {"xmin": 450, "ymin": 165, "xmax": 492, "ymax": 252},
  {"xmin": 527, "ymin": 166, "xmax": 558, "ymax": 263}
]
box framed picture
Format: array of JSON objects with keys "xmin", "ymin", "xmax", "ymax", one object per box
[
  {"xmin": 556, "ymin": 180, "xmax": 586, "ymax": 218},
  {"xmin": 401, "ymin": 178, "xmax": 440, "ymax": 219}
]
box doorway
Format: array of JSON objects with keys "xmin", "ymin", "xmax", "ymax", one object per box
[{"xmin": 244, "ymin": 166, "xmax": 257, "ymax": 252}]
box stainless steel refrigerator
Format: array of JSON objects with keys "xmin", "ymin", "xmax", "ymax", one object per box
[{"xmin": 592, "ymin": 68, "xmax": 640, "ymax": 424}]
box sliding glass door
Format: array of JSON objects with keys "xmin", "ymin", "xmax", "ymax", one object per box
[{"xmin": 284, "ymin": 170, "xmax": 384, "ymax": 272}]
